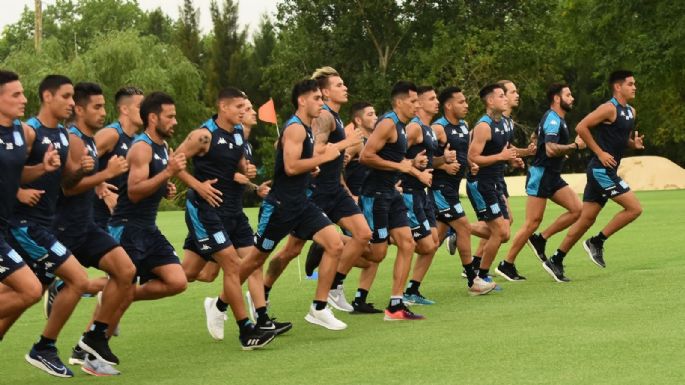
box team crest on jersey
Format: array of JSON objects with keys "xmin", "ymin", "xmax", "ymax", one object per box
[
  {"xmin": 13, "ymin": 131, "xmax": 23, "ymax": 146},
  {"xmin": 59, "ymin": 133, "xmax": 69, "ymax": 147},
  {"xmin": 234, "ymin": 133, "xmax": 243, "ymax": 146}
]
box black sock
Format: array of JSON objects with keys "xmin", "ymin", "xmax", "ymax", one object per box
[
  {"xmin": 463, "ymin": 263, "xmax": 476, "ymax": 286},
  {"xmin": 478, "ymin": 268, "xmax": 489, "ymax": 279},
  {"xmin": 538, "ymin": 233, "xmax": 546, "ymax": 240},
  {"xmin": 552, "ymin": 249, "xmax": 567, "ymax": 263},
  {"xmin": 255, "ymin": 306, "xmax": 268, "ymax": 323},
  {"xmin": 388, "ymin": 296, "xmax": 403, "ymax": 311},
  {"xmin": 355, "ymin": 288, "xmax": 369, "ymax": 304},
  {"xmin": 264, "ymin": 285, "xmax": 271, "ymax": 301},
  {"xmin": 330, "ymin": 272, "xmax": 346, "ymax": 290},
  {"xmin": 313, "ymin": 300, "xmax": 327, "ymax": 311},
  {"xmin": 236, "ymin": 318, "xmax": 252, "ymax": 334},
  {"xmin": 472, "ymin": 256, "xmax": 482, "ymax": 269},
  {"xmin": 90, "ymin": 321, "xmax": 108, "ymax": 337},
  {"xmin": 405, "ymin": 280, "xmax": 421, "ymax": 295},
  {"xmin": 594, "ymin": 232, "xmax": 608, "ymax": 244},
  {"xmin": 501, "ymin": 260, "xmax": 513, "ymax": 267},
  {"xmin": 35, "ymin": 335, "xmax": 56, "ymax": 350},
  {"xmin": 216, "ymin": 297, "xmax": 228, "ymax": 312}
]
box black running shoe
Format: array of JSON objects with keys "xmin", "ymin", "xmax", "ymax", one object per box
[
  {"xmin": 239, "ymin": 326, "xmax": 276, "ymax": 350},
  {"xmin": 25, "ymin": 344, "xmax": 73, "ymax": 378},
  {"xmin": 351, "ymin": 301, "xmax": 383, "ymax": 314},
  {"xmin": 542, "ymin": 259, "xmax": 570, "ymax": 282},
  {"xmin": 68, "ymin": 346, "xmax": 87, "ymax": 366},
  {"xmin": 527, "ymin": 233, "xmax": 547, "ymax": 262},
  {"xmin": 257, "ymin": 316, "xmax": 292, "ymax": 336},
  {"xmin": 583, "ymin": 238, "xmax": 605, "ymax": 268},
  {"xmin": 43, "ymin": 279, "xmax": 64, "ymax": 319},
  {"xmin": 305, "ymin": 242, "xmax": 324, "ymax": 277},
  {"xmin": 78, "ymin": 333, "xmax": 119, "ymax": 366},
  {"xmin": 495, "ymin": 261, "xmax": 526, "ymax": 281}
]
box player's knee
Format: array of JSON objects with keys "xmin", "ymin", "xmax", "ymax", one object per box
[
  {"xmin": 23, "ymin": 282, "xmax": 43, "ymax": 306},
  {"xmin": 354, "ymin": 227, "xmax": 373, "ymax": 244},
  {"xmin": 324, "ymin": 239, "xmax": 344, "ymax": 258},
  {"xmin": 630, "ymin": 204, "xmax": 643, "ymax": 219},
  {"xmin": 115, "ymin": 262, "xmax": 136, "ymax": 286},
  {"xmin": 397, "ymin": 236, "xmax": 416, "ymax": 253},
  {"xmin": 166, "ymin": 276, "xmax": 188, "ymax": 295},
  {"xmin": 527, "ymin": 217, "xmax": 543, "ymax": 231},
  {"xmin": 569, "ymin": 204, "xmax": 582, "ymax": 221}
]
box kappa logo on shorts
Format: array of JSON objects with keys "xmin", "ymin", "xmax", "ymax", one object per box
[
  {"xmin": 0, "ymin": 266, "xmax": 7, "ymax": 274},
  {"xmin": 200, "ymin": 244, "xmax": 211, "ymax": 251}
]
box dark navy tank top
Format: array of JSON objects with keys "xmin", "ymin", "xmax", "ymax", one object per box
[
  {"xmin": 312, "ymin": 104, "xmax": 345, "ymax": 189},
  {"xmin": 473, "ymin": 114, "xmax": 508, "ymax": 179},
  {"xmin": 344, "ymin": 136, "xmax": 369, "ymax": 197},
  {"xmin": 590, "ymin": 97, "xmax": 635, "ymax": 167},
  {"xmin": 13, "ymin": 117, "xmax": 70, "ymax": 227},
  {"xmin": 400, "ymin": 116, "xmax": 437, "ymax": 191},
  {"xmin": 362, "ymin": 111, "xmax": 407, "ymax": 194},
  {"xmin": 0, "ymin": 120, "xmax": 27, "ymax": 232},
  {"xmin": 432, "ymin": 116, "xmax": 469, "ymax": 190},
  {"xmin": 267, "ymin": 115, "xmax": 314, "ymax": 207},
  {"xmin": 55, "ymin": 126, "xmax": 99, "ymax": 232},
  {"xmin": 111, "ymin": 132, "xmax": 168, "ymax": 227}
]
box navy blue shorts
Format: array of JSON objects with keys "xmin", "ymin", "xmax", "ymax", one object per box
[
  {"xmin": 0, "ymin": 233, "xmax": 26, "ymax": 282},
  {"xmin": 8, "ymin": 220, "xmax": 71, "ymax": 285},
  {"xmin": 55, "ymin": 222, "xmax": 119, "ymax": 269},
  {"xmin": 184, "ymin": 211, "xmax": 254, "ymax": 261},
  {"xmin": 431, "ymin": 185, "xmax": 466, "ymax": 223},
  {"xmin": 583, "ymin": 166, "xmax": 630, "ymax": 207},
  {"xmin": 92, "ymin": 200, "xmax": 111, "ymax": 231},
  {"xmin": 359, "ymin": 190, "xmax": 409, "ymax": 243},
  {"xmin": 466, "ymin": 178, "xmax": 510, "ymax": 222},
  {"xmin": 309, "ymin": 185, "xmax": 361, "ymax": 223},
  {"xmin": 526, "ymin": 166, "xmax": 569, "ymax": 198},
  {"xmin": 254, "ymin": 197, "xmax": 332, "ymax": 252},
  {"xmin": 402, "ymin": 189, "xmax": 434, "ymax": 241},
  {"xmin": 185, "ymin": 196, "xmax": 234, "ymax": 256},
  {"xmin": 499, "ymin": 176, "xmax": 510, "ymax": 198},
  {"xmin": 108, "ymin": 223, "xmax": 180, "ymax": 284}
]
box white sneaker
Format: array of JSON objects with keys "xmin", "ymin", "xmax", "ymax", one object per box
[
  {"xmin": 204, "ymin": 297, "xmax": 226, "ymax": 340},
  {"xmin": 327, "ymin": 285, "xmax": 353, "ymax": 312},
  {"xmin": 468, "ymin": 277, "xmax": 497, "ymax": 296},
  {"xmin": 304, "ymin": 305, "xmax": 347, "ymax": 330},
  {"xmin": 245, "ymin": 291, "xmax": 257, "ymax": 322},
  {"xmin": 81, "ymin": 357, "xmax": 121, "ymax": 376}
]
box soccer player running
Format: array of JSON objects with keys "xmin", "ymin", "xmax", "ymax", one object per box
[
  {"xmin": 50, "ymin": 82, "xmax": 136, "ymax": 375},
  {"xmin": 342, "ymin": 102, "xmax": 384, "ymax": 313},
  {"xmin": 6, "ymin": 75, "xmax": 93, "ymax": 378},
  {"xmin": 430, "ymin": 86, "xmax": 496, "ymax": 295},
  {"xmin": 500, "ymin": 83, "xmax": 585, "ymax": 282},
  {"xmin": 106, "ymin": 92, "xmax": 190, "ymax": 341},
  {"xmin": 262, "ymin": 67, "xmax": 367, "ymax": 313},
  {"xmin": 400, "ymin": 85, "xmax": 441, "ymax": 305},
  {"xmin": 0, "ymin": 71, "xmax": 59, "ymax": 345},
  {"xmin": 466, "ymin": 84, "xmax": 518, "ymax": 286},
  {"xmin": 175, "ymin": 88, "xmax": 282, "ymax": 347},
  {"xmin": 547, "ymin": 70, "xmax": 643, "ymax": 277},
  {"xmin": 239, "ymin": 79, "xmax": 346, "ymax": 330},
  {"xmin": 359, "ymin": 81, "xmax": 433, "ymax": 320}
]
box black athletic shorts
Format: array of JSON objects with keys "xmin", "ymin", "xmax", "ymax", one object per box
[
  {"xmin": 526, "ymin": 166, "xmax": 569, "ymax": 198},
  {"xmin": 184, "ymin": 211, "xmax": 254, "ymax": 261},
  {"xmin": 359, "ymin": 190, "xmax": 409, "ymax": 243},
  {"xmin": 254, "ymin": 197, "xmax": 332, "ymax": 252},
  {"xmin": 309, "ymin": 185, "xmax": 361, "ymax": 223},
  {"xmin": 466, "ymin": 178, "xmax": 510, "ymax": 222},
  {"xmin": 402, "ymin": 189, "xmax": 435, "ymax": 241},
  {"xmin": 0, "ymin": 232, "xmax": 26, "ymax": 282},
  {"xmin": 583, "ymin": 165, "xmax": 630, "ymax": 207},
  {"xmin": 431, "ymin": 185, "xmax": 466, "ymax": 223},
  {"xmin": 8, "ymin": 220, "xmax": 71, "ymax": 285},
  {"xmin": 55, "ymin": 222, "xmax": 119, "ymax": 269}
]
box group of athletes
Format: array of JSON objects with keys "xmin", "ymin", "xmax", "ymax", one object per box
[{"xmin": 0, "ymin": 66, "xmax": 644, "ymax": 377}]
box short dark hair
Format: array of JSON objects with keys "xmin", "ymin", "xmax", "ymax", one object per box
[
  {"xmin": 608, "ymin": 70, "xmax": 634, "ymax": 87},
  {"xmin": 114, "ymin": 86, "xmax": 144, "ymax": 106},
  {"xmin": 38, "ymin": 74, "xmax": 73, "ymax": 102},
  {"xmin": 417, "ymin": 85, "xmax": 435, "ymax": 96},
  {"xmin": 547, "ymin": 83, "xmax": 569, "ymax": 104},
  {"xmin": 0, "ymin": 70, "xmax": 19, "ymax": 88},
  {"xmin": 438, "ymin": 86, "xmax": 462, "ymax": 107},
  {"xmin": 140, "ymin": 91, "xmax": 175, "ymax": 128},
  {"xmin": 217, "ymin": 87, "xmax": 246, "ymax": 102},
  {"xmin": 497, "ymin": 80, "xmax": 514, "ymax": 94},
  {"xmin": 351, "ymin": 101, "xmax": 373, "ymax": 119},
  {"xmin": 391, "ymin": 81, "xmax": 417, "ymax": 101},
  {"xmin": 73, "ymin": 82, "xmax": 103, "ymax": 107},
  {"xmin": 291, "ymin": 79, "xmax": 319, "ymax": 109},
  {"xmin": 479, "ymin": 83, "xmax": 504, "ymax": 101}
]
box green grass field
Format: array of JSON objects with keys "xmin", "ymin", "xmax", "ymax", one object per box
[{"xmin": 3, "ymin": 190, "xmax": 684, "ymax": 384}]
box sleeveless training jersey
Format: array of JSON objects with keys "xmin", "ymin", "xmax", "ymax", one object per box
[
  {"xmin": 268, "ymin": 115, "xmax": 314, "ymax": 206},
  {"xmin": 312, "ymin": 104, "xmax": 345, "ymax": 189},
  {"xmin": 473, "ymin": 114, "xmax": 508, "ymax": 179},
  {"xmin": 0, "ymin": 120, "xmax": 27, "ymax": 232},
  {"xmin": 400, "ymin": 116, "xmax": 437, "ymax": 191},
  {"xmin": 432, "ymin": 116, "xmax": 469, "ymax": 189},
  {"xmin": 93, "ymin": 121, "xmax": 135, "ymax": 224},
  {"xmin": 194, "ymin": 116, "xmax": 245, "ymax": 215},
  {"xmin": 344, "ymin": 136, "xmax": 370, "ymax": 196},
  {"xmin": 13, "ymin": 118, "xmax": 70, "ymax": 227},
  {"xmin": 362, "ymin": 111, "xmax": 407, "ymax": 194},
  {"xmin": 55, "ymin": 126, "xmax": 99, "ymax": 232},
  {"xmin": 531, "ymin": 109, "xmax": 569, "ymax": 173},
  {"xmin": 111, "ymin": 132, "xmax": 168, "ymax": 227},
  {"xmin": 590, "ymin": 97, "xmax": 635, "ymax": 167}
]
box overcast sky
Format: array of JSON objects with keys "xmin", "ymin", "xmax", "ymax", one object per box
[{"xmin": 0, "ymin": 0, "xmax": 279, "ymax": 35}]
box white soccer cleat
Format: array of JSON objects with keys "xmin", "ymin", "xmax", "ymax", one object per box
[
  {"xmin": 327, "ymin": 285, "xmax": 353, "ymax": 312},
  {"xmin": 304, "ymin": 304, "xmax": 347, "ymax": 330},
  {"xmin": 204, "ymin": 297, "xmax": 226, "ymax": 341},
  {"xmin": 468, "ymin": 277, "xmax": 497, "ymax": 296}
]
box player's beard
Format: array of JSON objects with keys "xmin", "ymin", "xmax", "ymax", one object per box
[
  {"xmin": 561, "ymin": 100, "xmax": 573, "ymax": 112},
  {"xmin": 156, "ymin": 124, "xmax": 172, "ymax": 139}
]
